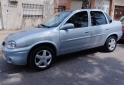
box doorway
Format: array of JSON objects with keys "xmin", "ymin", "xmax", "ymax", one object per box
[{"xmin": 114, "ymin": 6, "xmax": 124, "ymax": 20}]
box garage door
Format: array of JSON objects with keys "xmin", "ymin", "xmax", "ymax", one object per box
[
  {"xmin": 0, "ymin": 14, "xmax": 2, "ymax": 29},
  {"xmin": 94, "ymin": 0, "xmax": 110, "ymax": 15},
  {"xmin": 70, "ymin": 0, "xmax": 82, "ymax": 10},
  {"xmin": 0, "ymin": 4, "xmax": 2, "ymax": 29}
]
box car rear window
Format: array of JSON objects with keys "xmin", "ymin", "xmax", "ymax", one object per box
[
  {"xmin": 90, "ymin": 11, "xmax": 107, "ymax": 26},
  {"xmin": 105, "ymin": 13, "xmax": 112, "ymax": 23}
]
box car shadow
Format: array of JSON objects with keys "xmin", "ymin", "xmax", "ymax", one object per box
[
  {"xmin": 54, "ymin": 48, "xmax": 98, "ymax": 65},
  {"xmin": 117, "ymin": 40, "xmax": 124, "ymax": 49},
  {"xmin": 117, "ymin": 40, "xmax": 124, "ymax": 44}
]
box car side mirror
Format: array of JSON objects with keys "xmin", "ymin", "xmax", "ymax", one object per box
[{"xmin": 60, "ymin": 23, "xmax": 74, "ymax": 30}]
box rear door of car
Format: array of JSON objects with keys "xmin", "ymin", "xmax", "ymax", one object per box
[
  {"xmin": 60, "ymin": 11, "xmax": 91, "ymax": 54},
  {"xmin": 90, "ymin": 11, "xmax": 110, "ymax": 47}
]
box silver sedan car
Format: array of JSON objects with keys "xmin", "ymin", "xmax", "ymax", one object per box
[{"xmin": 1, "ymin": 9, "xmax": 122, "ymax": 70}]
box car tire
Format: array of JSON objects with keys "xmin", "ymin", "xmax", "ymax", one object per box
[
  {"xmin": 29, "ymin": 46, "xmax": 55, "ymax": 71},
  {"xmin": 104, "ymin": 36, "xmax": 117, "ymax": 52}
]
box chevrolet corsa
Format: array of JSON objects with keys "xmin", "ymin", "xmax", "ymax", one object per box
[{"xmin": 1, "ymin": 9, "xmax": 122, "ymax": 70}]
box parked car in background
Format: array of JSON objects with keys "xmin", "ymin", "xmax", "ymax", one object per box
[
  {"xmin": 119, "ymin": 16, "xmax": 124, "ymax": 40},
  {"xmin": 1, "ymin": 9, "xmax": 122, "ymax": 71}
]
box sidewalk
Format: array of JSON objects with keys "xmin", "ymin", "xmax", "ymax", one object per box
[{"xmin": 0, "ymin": 30, "xmax": 17, "ymax": 54}]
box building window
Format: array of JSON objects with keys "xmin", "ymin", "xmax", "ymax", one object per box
[
  {"xmin": 58, "ymin": 6, "xmax": 65, "ymax": 12},
  {"xmin": 22, "ymin": 3, "xmax": 43, "ymax": 17},
  {"xmin": 8, "ymin": 0, "xmax": 18, "ymax": 7}
]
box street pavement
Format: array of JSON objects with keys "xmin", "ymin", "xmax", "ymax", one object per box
[{"xmin": 0, "ymin": 42, "xmax": 124, "ymax": 85}]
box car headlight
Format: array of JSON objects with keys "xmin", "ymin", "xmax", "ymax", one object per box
[{"xmin": 7, "ymin": 41, "xmax": 16, "ymax": 49}]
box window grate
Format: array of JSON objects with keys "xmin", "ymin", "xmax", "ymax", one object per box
[
  {"xmin": 22, "ymin": 3, "xmax": 43, "ymax": 18},
  {"xmin": 8, "ymin": 0, "xmax": 18, "ymax": 3}
]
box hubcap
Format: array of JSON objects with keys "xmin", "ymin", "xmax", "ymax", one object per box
[
  {"xmin": 108, "ymin": 38, "xmax": 116, "ymax": 51},
  {"xmin": 35, "ymin": 50, "xmax": 52, "ymax": 68}
]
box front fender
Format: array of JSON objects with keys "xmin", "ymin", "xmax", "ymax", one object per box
[{"xmin": 29, "ymin": 41, "xmax": 60, "ymax": 56}]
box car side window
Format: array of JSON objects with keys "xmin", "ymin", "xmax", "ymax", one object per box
[
  {"xmin": 90, "ymin": 11, "xmax": 107, "ymax": 26},
  {"xmin": 105, "ymin": 13, "xmax": 112, "ymax": 23},
  {"xmin": 66, "ymin": 11, "xmax": 88, "ymax": 28}
]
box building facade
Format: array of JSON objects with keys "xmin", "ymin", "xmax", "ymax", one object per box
[
  {"xmin": 90, "ymin": 0, "xmax": 124, "ymax": 20},
  {"xmin": 0, "ymin": 0, "xmax": 124, "ymax": 30},
  {"xmin": 55, "ymin": 0, "xmax": 124, "ymax": 20},
  {"xmin": 0, "ymin": 0, "xmax": 54, "ymax": 30}
]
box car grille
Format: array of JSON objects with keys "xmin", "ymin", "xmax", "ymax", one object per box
[{"xmin": 2, "ymin": 42, "xmax": 5, "ymax": 46}]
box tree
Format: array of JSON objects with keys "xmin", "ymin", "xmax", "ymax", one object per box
[{"xmin": 81, "ymin": 0, "xmax": 91, "ymax": 9}]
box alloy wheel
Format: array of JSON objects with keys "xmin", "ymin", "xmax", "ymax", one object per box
[
  {"xmin": 35, "ymin": 50, "xmax": 52, "ymax": 68},
  {"xmin": 108, "ymin": 38, "xmax": 116, "ymax": 51}
]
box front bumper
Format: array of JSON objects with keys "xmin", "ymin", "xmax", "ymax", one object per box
[{"xmin": 1, "ymin": 45, "xmax": 30, "ymax": 65}]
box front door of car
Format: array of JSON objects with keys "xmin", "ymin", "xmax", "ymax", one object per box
[
  {"xmin": 60, "ymin": 11, "xmax": 91, "ymax": 54},
  {"xmin": 90, "ymin": 11, "xmax": 109, "ymax": 47}
]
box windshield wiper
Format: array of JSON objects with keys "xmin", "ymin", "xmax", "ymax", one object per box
[{"xmin": 40, "ymin": 24, "xmax": 50, "ymax": 28}]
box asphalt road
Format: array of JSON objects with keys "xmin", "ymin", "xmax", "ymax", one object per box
[{"xmin": 0, "ymin": 42, "xmax": 124, "ymax": 85}]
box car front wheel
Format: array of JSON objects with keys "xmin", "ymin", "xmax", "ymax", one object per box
[
  {"xmin": 29, "ymin": 46, "xmax": 55, "ymax": 71},
  {"xmin": 104, "ymin": 36, "xmax": 117, "ymax": 52}
]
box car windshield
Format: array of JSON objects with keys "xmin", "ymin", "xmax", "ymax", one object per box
[{"xmin": 41, "ymin": 11, "xmax": 72, "ymax": 28}]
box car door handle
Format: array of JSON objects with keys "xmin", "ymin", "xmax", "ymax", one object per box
[
  {"xmin": 85, "ymin": 31, "xmax": 89, "ymax": 33},
  {"xmin": 106, "ymin": 29, "xmax": 109, "ymax": 31}
]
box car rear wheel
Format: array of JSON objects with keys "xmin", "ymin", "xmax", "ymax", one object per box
[
  {"xmin": 104, "ymin": 36, "xmax": 117, "ymax": 52},
  {"xmin": 29, "ymin": 46, "xmax": 55, "ymax": 71}
]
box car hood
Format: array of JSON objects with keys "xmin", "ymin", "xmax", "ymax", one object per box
[{"xmin": 5, "ymin": 27, "xmax": 49, "ymax": 42}]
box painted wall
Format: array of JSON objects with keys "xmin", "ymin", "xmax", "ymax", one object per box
[
  {"xmin": 59, "ymin": 0, "xmax": 70, "ymax": 10},
  {"xmin": 114, "ymin": 0, "xmax": 124, "ymax": 6},
  {"xmin": 94, "ymin": 0, "xmax": 110, "ymax": 15},
  {"xmin": 54, "ymin": 0, "xmax": 70, "ymax": 13},
  {"xmin": 70, "ymin": 0, "xmax": 82, "ymax": 10},
  {"xmin": 0, "ymin": 0, "xmax": 54, "ymax": 30}
]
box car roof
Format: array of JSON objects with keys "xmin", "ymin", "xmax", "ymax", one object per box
[{"xmin": 66, "ymin": 9, "xmax": 104, "ymax": 13}]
